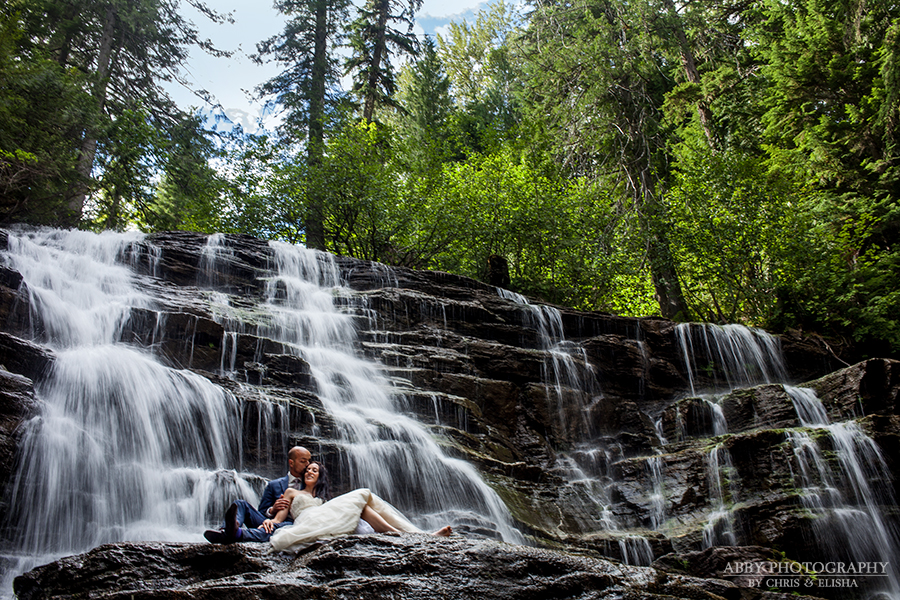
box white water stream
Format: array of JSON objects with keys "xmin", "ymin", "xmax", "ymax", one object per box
[
  {"xmin": 498, "ymin": 288, "xmax": 662, "ymax": 564},
  {"xmin": 786, "ymin": 386, "xmax": 900, "ymax": 598},
  {"xmin": 675, "ymin": 323, "xmax": 787, "ymax": 395}
]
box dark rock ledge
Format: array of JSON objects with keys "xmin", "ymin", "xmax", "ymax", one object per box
[{"xmin": 14, "ymin": 535, "xmax": 824, "ymax": 600}]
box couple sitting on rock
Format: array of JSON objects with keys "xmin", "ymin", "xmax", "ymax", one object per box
[{"xmin": 204, "ymin": 446, "xmax": 452, "ymax": 552}]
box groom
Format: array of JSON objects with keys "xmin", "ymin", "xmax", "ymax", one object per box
[{"xmin": 204, "ymin": 446, "xmax": 311, "ymax": 543}]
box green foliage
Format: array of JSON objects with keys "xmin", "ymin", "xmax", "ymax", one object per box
[
  {"xmin": 748, "ymin": 0, "xmax": 900, "ymax": 352},
  {"xmin": 519, "ymin": 0, "xmax": 693, "ymax": 319},
  {"xmin": 143, "ymin": 114, "xmax": 226, "ymax": 233},
  {"xmin": 414, "ymin": 148, "xmax": 649, "ymax": 310},
  {"xmin": 314, "ymin": 120, "xmax": 402, "ymax": 259},
  {"xmin": 3, "ymin": 0, "xmax": 900, "ymax": 355},
  {"xmin": 0, "ymin": 0, "xmax": 230, "ymax": 227},
  {"xmin": 665, "ymin": 145, "xmax": 805, "ymax": 324},
  {"xmin": 85, "ymin": 107, "xmax": 162, "ymax": 230},
  {"xmin": 394, "ymin": 37, "xmax": 453, "ymax": 178},
  {"xmin": 0, "ymin": 6, "xmax": 93, "ymax": 223},
  {"xmin": 437, "ymin": 0, "xmax": 522, "ymax": 109},
  {"xmin": 219, "ymin": 134, "xmax": 306, "ymax": 243}
]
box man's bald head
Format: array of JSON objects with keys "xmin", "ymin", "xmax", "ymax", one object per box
[{"xmin": 288, "ymin": 446, "xmax": 312, "ymax": 477}]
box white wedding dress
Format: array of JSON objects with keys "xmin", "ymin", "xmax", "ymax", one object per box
[{"xmin": 269, "ymin": 488, "xmax": 422, "ymax": 552}]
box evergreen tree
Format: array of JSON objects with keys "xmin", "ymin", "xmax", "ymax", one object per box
[
  {"xmin": 255, "ymin": 0, "xmax": 351, "ymax": 249},
  {"xmin": 144, "ymin": 113, "xmax": 225, "ymax": 232},
  {"xmin": 437, "ymin": 0, "xmax": 523, "ymax": 156},
  {"xmin": 751, "ymin": 0, "xmax": 900, "ymax": 351},
  {"xmin": 345, "ymin": 0, "xmax": 421, "ymax": 122},
  {"xmin": 396, "ymin": 37, "xmax": 452, "ymax": 178},
  {"xmin": 4, "ymin": 0, "xmax": 231, "ymax": 226},
  {"xmin": 0, "ymin": 6, "xmax": 93, "ymax": 224},
  {"xmin": 521, "ymin": 0, "xmax": 691, "ymax": 319}
]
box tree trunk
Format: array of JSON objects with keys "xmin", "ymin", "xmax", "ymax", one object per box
[
  {"xmin": 662, "ymin": 0, "xmax": 717, "ymax": 150},
  {"xmin": 639, "ymin": 166, "xmax": 691, "ymax": 321},
  {"xmin": 648, "ymin": 233, "xmax": 690, "ymax": 320},
  {"xmin": 66, "ymin": 3, "xmax": 117, "ymax": 225},
  {"xmin": 305, "ymin": 0, "xmax": 329, "ymax": 250},
  {"xmin": 50, "ymin": 4, "xmax": 80, "ymax": 67},
  {"xmin": 363, "ymin": 0, "xmax": 389, "ymax": 122}
]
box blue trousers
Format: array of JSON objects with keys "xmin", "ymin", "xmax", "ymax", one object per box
[{"xmin": 226, "ymin": 499, "xmax": 293, "ymax": 542}]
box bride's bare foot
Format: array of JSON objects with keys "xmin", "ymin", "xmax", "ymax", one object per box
[{"xmin": 432, "ymin": 526, "xmax": 452, "ymax": 537}]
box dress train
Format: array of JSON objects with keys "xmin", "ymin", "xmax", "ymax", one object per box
[{"xmin": 270, "ymin": 488, "xmax": 422, "ymax": 552}]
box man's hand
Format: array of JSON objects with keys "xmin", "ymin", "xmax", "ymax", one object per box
[{"xmin": 271, "ymin": 494, "xmax": 291, "ymax": 515}]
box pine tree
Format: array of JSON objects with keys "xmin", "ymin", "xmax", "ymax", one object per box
[
  {"xmin": 345, "ymin": 0, "xmax": 422, "ymax": 122},
  {"xmin": 521, "ymin": 0, "xmax": 691, "ymax": 319},
  {"xmin": 255, "ymin": 0, "xmax": 351, "ymax": 249},
  {"xmin": 6, "ymin": 0, "xmax": 231, "ymax": 226},
  {"xmin": 397, "ymin": 37, "xmax": 452, "ymax": 178}
]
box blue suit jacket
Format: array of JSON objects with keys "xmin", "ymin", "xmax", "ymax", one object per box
[{"xmin": 257, "ymin": 475, "xmax": 290, "ymax": 516}]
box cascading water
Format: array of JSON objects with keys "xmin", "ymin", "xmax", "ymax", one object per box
[
  {"xmin": 675, "ymin": 323, "xmax": 787, "ymax": 395},
  {"xmin": 498, "ymin": 288, "xmax": 659, "ymax": 565},
  {"xmin": 0, "ymin": 229, "xmax": 257, "ymax": 596},
  {"xmin": 647, "ymin": 455, "xmax": 667, "ymax": 530},
  {"xmin": 199, "ymin": 234, "xmax": 293, "ymax": 473},
  {"xmin": 785, "ymin": 386, "xmax": 900, "ymax": 598},
  {"xmin": 674, "ymin": 323, "xmax": 786, "ymax": 552},
  {"xmin": 251, "ymin": 242, "xmax": 521, "ymax": 538},
  {"xmin": 0, "ymin": 230, "xmax": 523, "ymax": 597},
  {"xmin": 4, "ymin": 229, "xmax": 898, "ymax": 595},
  {"xmin": 702, "ymin": 443, "xmax": 738, "ymax": 548},
  {"xmin": 497, "ymin": 288, "xmax": 596, "ymax": 438}
]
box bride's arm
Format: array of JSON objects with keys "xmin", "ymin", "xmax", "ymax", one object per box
[{"xmin": 260, "ymin": 488, "xmax": 299, "ymax": 533}]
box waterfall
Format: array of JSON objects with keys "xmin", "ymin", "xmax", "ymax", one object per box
[
  {"xmin": 496, "ymin": 288, "xmax": 598, "ymax": 440},
  {"xmin": 618, "ymin": 535, "xmax": 654, "ymax": 566},
  {"xmin": 702, "ymin": 444, "xmax": 738, "ymax": 548},
  {"xmin": 704, "ymin": 398, "xmax": 728, "ymax": 437},
  {"xmin": 0, "ymin": 231, "xmax": 523, "ymax": 596},
  {"xmin": 498, "ymin": 288, "xmax": 661, "ymax": 564},
  {"xmin": 250, "ymin": 242, "xmax": 522, "ymax": 539},
  {"xmin": 647, "ymin": 455, "xmax": 667, "ymax": 530},
  {"xmin": 785, "ymin": 386, "xmax": 900, "ymax": 598},
  {"xmin": 0, "ymin": 229, "xmax": 257, "ymax": 595},
  {"xmin": 675, "ymin": 323, "xmax": 787, "ymax": 395},
  {"xmin": 674, "ymin": 324, "xmax": 786, "ymax": 551}
]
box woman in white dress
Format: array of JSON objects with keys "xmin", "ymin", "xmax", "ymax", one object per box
[{"xmin": 262, "ymin": 462, "xmax": 452, "ymax": 553}]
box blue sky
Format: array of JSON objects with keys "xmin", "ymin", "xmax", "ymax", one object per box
[{"xmin": 166, "ymin": 0, "xmax": 486, "ymax": 132}]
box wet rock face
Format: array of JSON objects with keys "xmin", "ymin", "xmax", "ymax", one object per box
[
  {"xmin": 0, "ymin": 368, "xmax": 38, "ymax": 512},
  {"xmin": 13, "ymin": 536, "xmax": 815, "ymax": 600},
  {"xmin": 0, "ymin": 230, "xmax": 897, "ymax": 597}
]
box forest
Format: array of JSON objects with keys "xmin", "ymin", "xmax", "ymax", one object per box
[{"xmin": 1, "ymin": 0, "xmax": 898, "ymax": 356}]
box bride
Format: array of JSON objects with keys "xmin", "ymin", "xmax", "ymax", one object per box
[{"xmin": 262, "ymin": 461, "xmax": 452, "ymax": 552}]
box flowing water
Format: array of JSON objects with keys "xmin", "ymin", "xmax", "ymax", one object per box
[
  {"xmin": 256, "ymin": 242, "xmax": 521, "ymax": 538},
  {"xmin": 498, "ymin": 288, "xmax": 659, "ymax": 565},
  {"xmin": 0, "ymin": 230, "xmax": 520, "ymax": 596},
  {"xmin": 647, "ymin": 455, "xmax": 667, "ymax": 530},
  {"xmin": 3, "ymin": 229, "xmax": 898, "ymax": 593},
  {"xmin": 0, "ymin": 230, "xmax": 257, "ymax": 594},
  {"xmin": 675, "ymin": 323, "xmax": 787, "ymax": 395},
  {"xmin": 702, "ymin": 443, "xmax": 738, "ymax": 548},
  {"xmin": 785, "ymin": 386, "xmax": 900, "ymax": 598},
  {"xmin": 674, "ymin": 323, "xmax": 785, "ymax": 551},
  {"xmin": 497, "ymin": 288, "xmax": 597, "ymax": 439}
]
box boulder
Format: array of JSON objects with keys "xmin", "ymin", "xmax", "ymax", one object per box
[{"xmin": 14, "ymin": 535, "xmax": 828, "ymax": 600}]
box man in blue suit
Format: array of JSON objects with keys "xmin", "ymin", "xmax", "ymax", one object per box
[{"xmin": 204, "ymin": 446, "xmax": 311, "ymax": 543}]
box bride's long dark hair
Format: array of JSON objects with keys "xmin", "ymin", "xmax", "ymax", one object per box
[{"xmin": 302, "ymin": 461, "xmax": 331, "ymax": 500}]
